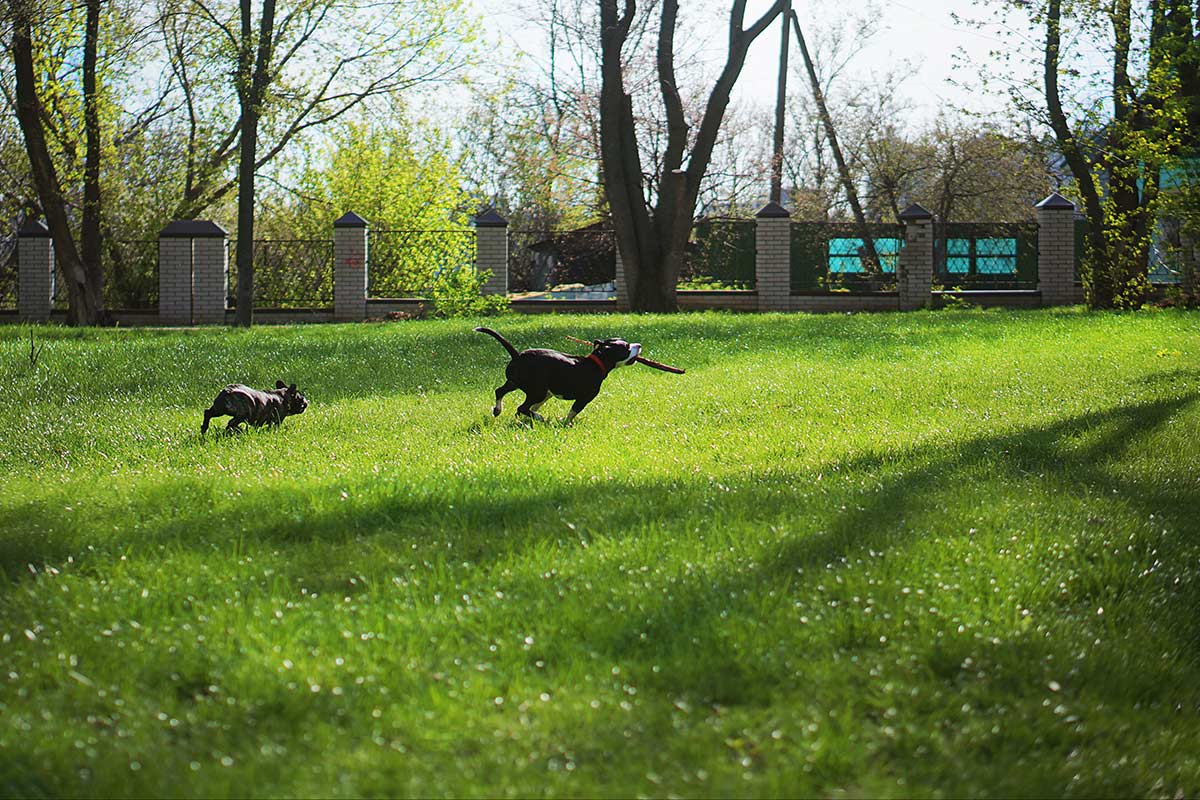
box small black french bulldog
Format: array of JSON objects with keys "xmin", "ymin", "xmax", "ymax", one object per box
[
  {"xmin": 474, "ymin": 326, "xmax": 641, "ymax": 423},
  {"xmin": 201, "ymin": 380, "xmax": 308, "ymax": 434}
]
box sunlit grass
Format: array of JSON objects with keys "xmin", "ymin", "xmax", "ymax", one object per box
[{"xmin": 1, "ymin": 309, "xmax": 1198, "ymax": 797}]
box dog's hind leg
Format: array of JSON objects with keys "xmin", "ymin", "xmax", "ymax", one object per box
[
  {"xmin": 492, "ymin": 381, "xmax": 517, "ymax": 417},
  {"xmin": 517, "ymin": 390, "xmax": 549, "ymax": 422}
]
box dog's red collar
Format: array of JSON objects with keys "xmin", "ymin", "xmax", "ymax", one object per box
[{"xmin": 586, "ymin": 353, "xmax": 608, "ymax": 376}]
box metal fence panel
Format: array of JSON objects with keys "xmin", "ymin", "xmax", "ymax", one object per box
[
  {"xmin": 32, "ymin": 239, "xmax": 158, "ymax": 311},
  {"xmin": 791, "ymin": 222, "xmax": 903, "ymax": 292},
  {"xmin": 0, "ymin": 236, "xmax": 15, "ymax": 310},
  {"xmin": 933, "ymin": 222, "xmax": 1037, "ymax": 289},
  {"xmin": 105, "ymin": 240, "xmax": 159, "ymax": 309},
  {"xmin": 367, "ymin": 230, "xmax": 474, "ymax": 298},
  {"xmin": 508, "ymin": 227, "xmax": 615, "ymax": 293},
  {"xmin": 682, "ymin": 219, "xmax": 755, "ymax": 289},
  {"xmin": 228, "ymin": 239, "xmax": 334, "ymax": 308}
]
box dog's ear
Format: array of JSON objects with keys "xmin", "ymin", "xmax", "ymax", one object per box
[
  {"xmin": 276, "ymin": 380, "xmax": 287, "ymax": 389},
  {"xmin": 288, "ymin": 383, "xmax": 297, "ymax": 394}
]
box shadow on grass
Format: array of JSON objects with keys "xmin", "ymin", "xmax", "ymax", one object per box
[
  {"xmin": 2, "ymin": 388, "xmax": 1198, "ymax": 796},
  {"xmin": 3, "ymin": 311, "xmax": 1096, "ymax": 408},
  {"xmin": 3, "ymin": 390, "xmax": 1195, "ymax": 583}
]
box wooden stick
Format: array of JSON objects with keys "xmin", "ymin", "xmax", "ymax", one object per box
[
  {"xmin": 634, "ymin": 355, "xmax": 685, "ymax": 374},
  {"xmin": 565, "ymin": 335, "xmax": 685, "ymax": 374}
]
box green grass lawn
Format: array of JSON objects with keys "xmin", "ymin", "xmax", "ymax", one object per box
[{"xmin": 1, "ymin": 309, "xmax": 1198, "ymax": 798}]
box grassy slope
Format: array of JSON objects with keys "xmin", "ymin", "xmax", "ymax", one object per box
[{"xmin": 0, "ymin": 309, "xmax": 1198, "ymax": 798}]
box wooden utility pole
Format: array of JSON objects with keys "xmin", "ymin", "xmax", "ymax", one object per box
[
  {"xmin": 769, "ymin": 0, "xmax": 792, "ymax": 204},
  {"xmin": 791, "ymin": 9, "xmax": 881, "ymax": 272}
]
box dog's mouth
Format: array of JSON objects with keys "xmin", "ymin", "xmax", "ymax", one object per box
[{"xmin": 624, "ymin": 343, "xmax": 642, "ymax": 365}]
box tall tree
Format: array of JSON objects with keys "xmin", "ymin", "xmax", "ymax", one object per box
[
  {"xmin": 600, "ymin": 0, "xmax": 785, "ymax": 312},
  {"xmin": 230, "ymin": 0, "xmax": 275, "ymax": 326},
  {"xmin": 172, "ymin": 0, "xmax": 475, "ymax": 324},
  {"xmin": 1039, "ymin": 0, "xmax": 1188, "ymax": 307},
  {"xmin": 769, "ymin": 0, "xmax": 791, "ymax": 204},
  {"xmin": 10, "ymin": 0, "xmax": 108, "ymax": 324}
]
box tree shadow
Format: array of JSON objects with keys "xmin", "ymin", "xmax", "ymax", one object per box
[
  {"xmin": 5, "ymin": 311, "xmax": 1095, "ymax": 408},
  {"xmin": 3, "ymin": 390, "xmax": 1194, "ymax": 589},
  {"xmin": 2, "ymin": 389, "xmax": 1197, "ymax": 793}
]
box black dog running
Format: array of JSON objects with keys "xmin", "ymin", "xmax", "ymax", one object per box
[{"xmin": 474, "ymin": 327, "xmax": 640, "ymax": 424}]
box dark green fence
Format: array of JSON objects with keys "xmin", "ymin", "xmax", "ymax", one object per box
[
  {"xmin": 0, "ymin": 237, "xmax": 15, "ymax": 310},
  {"xmin": 104, "ymin": 239, "xmax": 159, "ymax": 309},
  {"xmin": 935, "ymin": 222, "xmax": 1038, "ymax": 289},
  {"xmin": 1073, "ymin": 217, "xmax": 1186, "ymax": 285},
  {"xmin": 367, "ymin": 229, "xmax": 474, "ymax": 298},
  {"xmin": 791, "ymin": 222, "xmax": 902, "ymax": 292},
  {"xmin": 681, "ymin": 218, "xmax": 756, "ymax": 290},
  {"xmin": 509, "ymin": 227, "xmax": 615, "ymax": 293},
  {"xmin": 229, "ymin": 239, "xmax": 334, "ymax": 308}
]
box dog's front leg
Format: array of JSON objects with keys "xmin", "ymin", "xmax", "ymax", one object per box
[{"xmin": 563, "ymin": 398, "xmax": 592, "ymax": 426}]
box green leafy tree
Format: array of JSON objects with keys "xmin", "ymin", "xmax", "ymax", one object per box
[
  {"xmin": 164, "ymin": 0, "xmax": 477, "ymax": 325},
  {"xmin": 458, "ymin": 78, "xmax": 601, "ymax": 234},
  {"xmin": 266, "ymin": 114, "xmax": 503, "ymax": 315},
  {"xmin": 600, "ymin": 0, "xmax": 786, "ymax": 312},
  {"xmin": 8, "ymin": 0, "xmax": 117, "ymax": 323},
  {"xmin": 969, "ymin": 0, "xmax": 1197, "ymax": 308}
]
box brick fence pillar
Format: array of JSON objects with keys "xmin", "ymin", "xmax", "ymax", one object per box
[
  {"xmin": 1181, "ymin": 232, "xmax": 1198, "ymax": 299},
  {"xmin": 18, "ymin": 220, "xmax": 54, "ymax": 322},
  {"xmin": 1036, "ymin": 192, "xmax": 1082, "ymax": 306},
  {"xmin": 191, "ymin": 223, "xmax": 229, "ymax": 324},
  {"xmin": 898, "ymin": 203, "xmax": 934, "ymax": 311},
  {"xmin": 473, "ymin": 209, "xmax": 508, "ymax": 296},
  {"xmin": 755, "ymin": 202, "xmax": 792, "ymax": 311},
  {"xmin": 159, "ymin": 222, "xmax": 193, "ymax": 325},
  {"xmin": 614, "ymin": 247, "xmax": 629, "ymax": 311},
  {"xmin": 334, "ymin": 212, "xmax": 368, "ymax": 322},
  {"xmin": 159, "ymin": 220, "xmax": 226, "ymax": 325}
]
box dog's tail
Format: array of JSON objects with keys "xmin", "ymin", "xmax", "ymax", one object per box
[{"xmin": 474, "ymin": 326, "xmax": 519, "ymax": 359}]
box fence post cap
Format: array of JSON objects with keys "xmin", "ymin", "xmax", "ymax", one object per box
[
  {"xmin": 898, "ymin": 203, "xmax": 933, "ymax": 221},
  {"xmin": 755, "ymin": 202, "xmax": 791, "ymax": 219},
  {"xmin": 473, "ymin": 209, "xmax": 508, "ymax": 228},
  {"xmin": 1035, "ymin": 192, "xmax": 1075, "ymax": 210},
  {"xmin": 160, "ymin": 220, "xmax": 228, "ymax": 238},
  {"xmin": 334, "ymin": 211, "xmax": 369, "ymax": 228},
  {"xmin": 18, "ymin": 219, "xmax": 50, "ymax": 237}
]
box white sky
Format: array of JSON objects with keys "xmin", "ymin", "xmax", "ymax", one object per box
[{"xmin": 465, "ymin": 0, "xmax": 1036, "ymax": 124}]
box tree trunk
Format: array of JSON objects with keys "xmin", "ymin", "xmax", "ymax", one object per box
[
  {"xmin": 11, "ymin": 0, "xmax": 106, "ymax": 325},
  {"xmin": 1104, "ymin": 0, "xmax": 1151, "ymax": 308},
  {"xmin": 769, "ymin": 0, "xmax": 792, "ymax": 204},
  {"xmin": 234, "ymin": 121, "xmax": 257, "ymax": 327},
  {"xmin": 233, "ymin": 0, "xmax": 277, "ymax": 327},
  {"xmin": 1043, "ymin": 0, "xmax": 1112, "ymax": 308},
  {"xmin": 791, "ymin": 11, "xmax": 881, "ymax": 271},
  {"xmin": 600, "ymin": 0, "xmax": 783, "ymax": 312},
  {"xmin": 787, "ymin": 10, "xmax": 883, "ymax": 272},
  {"xmin": 80, "ymin": 0, "xmax": 108, "ymax": 323},
  {"xmin": 599, "ymin": 0, "xmax": 666, "ymax": 310}
]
